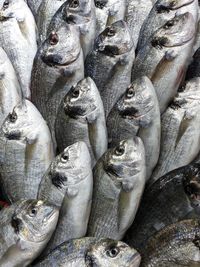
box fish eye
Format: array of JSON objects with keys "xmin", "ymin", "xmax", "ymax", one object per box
[
  {"xmin": 61, "ymin": 153, "xmax": 69, "ymax": 162},
  {"xmin": 95, "ymin": 0, "xmax": 106, "ymax": 8},
  {"xmin": 70, "ymin": 0, "xmax": 79, "ymax": 8},
  {"xmin": 72, "ymin": 88, "xmax": 80, "ymax": 98},
  {"xmin": 164, "ymin": 19, "xmax": 175, "ymax": 29},
  {"xmin": 9, "ymin": 111, "xmax": 17, "ymax": 123},
  {"xmin": 115, "ymin": 145, "xmax": 125, "ymax": 156},
  {"xmin": 29, "ymin": 207, "xmax": 37, "ymax": 217},
  {"xmin": 49, "ymin": 32, "xmax": 59, "ymax": 45},
  {"xmin": 3, "ymin": 0, "xmax": 9, "ymax": 10},
  {"xmin": 106, "ymin": 247, "xmax": 119, "ymax": 258},
  {"xmin": 107, "ymin": 27, "xmax": 116, "ymax": 37},
  {"xmin": 126, "ymin": 87, "xmax": 135, "ymax": 98}
]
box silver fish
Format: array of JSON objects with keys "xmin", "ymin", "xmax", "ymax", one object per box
[
  {"xmin": 0, "ymin": 47, "xmax": 22, "ymax": 127},
  {"xmin": 43, "ymin": 141, "xmax": 93, "ymax": 255},
  {"xmin": 0, "ymin": 100, "xmax": 54, "ymax": 203},
  {"xmin": 36, "ymin": 0, "xmax": 65, "ymax": 44},
  {"xmin": 132, "ymin": 12, "xmax": 196, "ymax": 113},
  {"xmin": 87, "ymin": 137, "xmax": 146, "ymax": 240},
  {"xmin": 0, "ymin": 199, "xmax": 59, "ymax": 267},
  {"xmin": 31, "ymin": 24, "xmax": 84, "ymax": 145},
  {"xmin": 85, "ymin": 20, "xmax": 135, "ymax": 117},
  {"xmin": 107, "ymin": 76, "xmax": 160, "ymax": 180},
  {"xmin": 47, "ymin": 0, "xmax": 96, "ymax": 58},
  {"xmin": 26, "ymin": 0, "xmax": 43, "ymax": 18},
  {"xmin": 0, "ymin": 0, "xmax": 37, "ymax": 99},
  {"xmin": 150, "ymin": 77, "xmax": 200, "ymax": 185},
  {"xmin": 55, "ymin": 77, "xmax": 107, "ymax": 167}
]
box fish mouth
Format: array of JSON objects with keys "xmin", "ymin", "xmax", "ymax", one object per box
[
  {"xmin": 119, "ymin": 106, "xmax": 154, "ymax": 120},
  {"xmin": 64, "ymin": 103, "xmax": 87, "ymax": 118},
  {"xmin": 0, "ymin": 16, "xmax": 9, "ymax": 22}
]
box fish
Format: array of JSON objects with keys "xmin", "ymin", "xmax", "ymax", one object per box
[
  {"xmin": 0, "ymin": 100, "xmax": 54, "ymax": 203},
  {"xmin": 47, "ymin": 0, "xmax": 96, "ymax": 58},
  {"xmin": 137, "ymin": 0, "xmax": 198, "ymax": 50},
  {"xmin": 125, "ymin": 0, "xmax": 153, "ymax": 47},
  {"xmin": 140, "ymin": 219, "xmax": 200, "ymax": 267},
  {"xmin": 107, "ymin": 76, "xmax": 160, "ymax": 180},
  {"xmin": 38, "ymin": 141, "xmax": 93, "ymax": 255},
  {"xmin": 186, "ymin": 47, "xmax": 200, "ymax": 80},
  {"xmin": 0, "ymin": 47, "xmax": 22, "ymax": 127},
  {"xmin": 94, "ymin": 0, "xmax": 126, "ymax": 37},
  {"xmin": 36, "ymin": 0, "xmax": 65, "ymax": 44},
  {"xmin": 31, "ymin": 24, "xmax": 84, "ymax": 146},
  {"xmin": 0, "ymin": 199, "xmax": 59, "ymax": 267},
  {"xmin": 85, "ymin": 20, "xmax": 135, "ymax": 117},
  {"xmin": 55, "ymin": 77, "xmax": 107, "ymax": 167},
  {"xmin": 124, "ymin": 163, "xmax": 200, "ymax": 251},
  {"xmin": 132, "ymin": 12, "xmax": 197, "ymax": 113},
  {"xmin": 34, "ymin": 237, "xmax": 141, "ymax": 267},
  {"xmin": 0, "ymin": 0, "xmax": 37, "ymax": 99},
  {"xmin": 87, "ymin": 137, "xmax": 146, "ymax": 240},
  {"xmin": 150, "ymin": 77, "xmax": 200, "ymax": 185},
  {"xmin": 26, "ymin": 0, "xmax": 43, "ymax": 18}
]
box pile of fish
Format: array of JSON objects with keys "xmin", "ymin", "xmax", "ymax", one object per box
[{"xmin": 0, "ymin": 0, "xmax": 200, "ymax": 266}]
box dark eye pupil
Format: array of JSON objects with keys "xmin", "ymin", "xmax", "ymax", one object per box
[
  {"xmin": 72, "ymin": 90, "xmax": 79, "ymax": 97},
  {"xmin": 62, "ymin": 154, "xmax": 68, "ymax": 160},
  {"xmin": 115, "ymin": 146, "xmax": 125, "ymax": 156},
  {"xmin": 3, "ymin": 0, "xmax": 9, "ymax": 9},
  {"xmin": 126, "ymin": 88, "xmax": 134, "ymax": 98},
  {"xmin": 71, "ymin": 0, "xmax": 79, "ymax": 7},
  {"xmin": 32, "ymin": 209, "xmax": 36, "ymax": 215},
  {"xmin": 9, "ymin": 112, "xmax": 17, "ymax": 123},
  {"xmin": 108, "ymin": 28, "xmax": 115, "ymax": 36},
  {"xmin": 106, "ymin": 247, "xmax": 119, "ymax": 258}
]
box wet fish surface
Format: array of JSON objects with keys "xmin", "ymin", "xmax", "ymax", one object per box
[
  {"xmin": 0, "ymin": 199, "xmax": 59, "ymax": 267},
  {"xmin": 34, "ymin": 237, "xmax": 141, "ymax": 267},
  {"xmin": 186, "ymin": 47, "xmax": 200, "ymax": 80},
  {"xmin": 125, "ymin": 163, "xmax": 200, "ymax": 250},
  {"xmin": 150, "ymin": 77, "xmax": 200, "ymax": 185},
  {"xmin": 26, "ymin": 0, "xmax": 43, "ymax": 18},
  {"xmin": 0, "ymin": 0, "xmax": 37, "ymax": 98},
  {"xmin": 132, "ymin": 12, "xmax": 197, "ymax": 113},
  {"xmin": 0, "ymin": 100, "xmax": 54, "ymax": 203},
  {"xmin": 55, "ymin": 77, "xmax": 107, "ymax": 166},
  {"xmin": 87, "ymin": 137, "xmax": 146, "ymax": 240},
  {"xmin": 85, "ymin": 20, "xmax": 135, "ymax": 117},
  {"xmin": 107, "ymin": 76, "xmax": 160, "ymax": 180}
]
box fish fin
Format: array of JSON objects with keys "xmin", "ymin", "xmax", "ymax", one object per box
[{"xmin": 175, "ymin": 113, "xmax": 192, "ymax": 148}]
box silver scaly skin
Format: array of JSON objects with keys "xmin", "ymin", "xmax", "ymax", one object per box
[
  {"xmin": 87, "ymin": 137, "xmax": 146, "ymax": 240},
  {"xmin": 0, "ymin": 0, "xmax": 37, "ymax": 99},
  {"xmin": 0, "ymin": 100, "xmax": 54, "ymax": 203},
  {"xmin": 0, "ymin": 200, "xmax": 59, "ymax": 267},
  {"xmin": 25, "ymin": 0, "xmax": 43, "ymax": 19},
  {"xmin": 55, "ymin": 77, "xmax": 107, "ymax": 167}
]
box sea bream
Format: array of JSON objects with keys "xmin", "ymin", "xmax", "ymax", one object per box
[
  {"xmin": 26, "ymin": 0, "xmax": 43, "ymax": 18},
  {"xmin": 150, "ymin": 77, "xmax": 200, "ymax": 185},
  {"xmin": 55, "ymin": 77, "xmax": 107, "ymax": 167},
  {"xmin": 0, "ymin": 100, "xmax": 54, "ymax": 203},
  {"xmin": 87, "ymin": 137, "xmax": 146, "ymax": 240},
  {"xmin": 31, "ymin": 24, "xmax": 84, "ymax": 145},
  {"xmin": 125, "ymin": 163, "xmax": 200, "ymax": 251},
  {"xmin": 0, "ymin": 200, "xmax": 59, "ymax": 267},
  {"xmin": 94, "ymin": 0, "xmax": 126, "ymax": 37},
  {"xmin": 35, "ymin": 237, "xmax": 141, "ymax": 267},
  {"xmin": 107, "ymin": 76, "xmax": 160, "ymax": 180},
  {"xmin": 0, "ymin": 0, "xmax": 37, "ymax": 99},
  {"xmin": 132, "ymin": 12, "xmax": 197, "ymax": 113},
  {"xmin": 47, "ymin": 0, "xmax": 96, "ymax": 58},
  {"xmin": 85, "ymin": 20, "xmax": 135, "ymax": 117},
  {"xmin": 0, "ymin": 47, "xmax": 22, "ymax": 127}
]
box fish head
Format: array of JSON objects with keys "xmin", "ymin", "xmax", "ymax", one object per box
[
  {"xmin": 117, "ymin": 77, "xmax": 155, "ymax": 128},
  {"xmin": 151, "ymin": 12, "xmax": 195, "ymax": 48},
  {"xmin": 155, "ymin": 0, "xmax": 194, "ymax": 13},
  {"xmin": 50, "ymin": 141, "xmax": 91, "ymax": 190},
  {"xmin": 0, "ymin": 0, "xmax": 25, "ymax": 21},
  {"xmin": 63, "ymin": 77, "xmax": 101, "ymax": 122},
  {"xmin": 104, "ymin": 138, "xmax": 145, "ymax": 192},
  {"xmin": 11, "ymin": 200, "xmax": 59, "ymax": 243},
  {"xmin": 40, "ymin": 24, "xmax": 81, "ymax": 68},
  {"xmin": 95, "ymin": 20, "xmax": 134, "ymax": 56},
  {"xmin": 85, "ymin": 239, "xmax": 141, "ymax": 267}
]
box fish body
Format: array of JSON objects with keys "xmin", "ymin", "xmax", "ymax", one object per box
[
  {"xmin": 0, "ymin": 47, "xmax": 22, "ymax": 127},
  {"xmin": 132, "ymin": 12, "xmax": 197, "ymax": 113},
  {"xmin": 35, "ymin": 237, "xmax": 141, "ymax": 267},
  {"xmin": 0, "ymin": 100, "xmax": 54, "ymax": 203},
  {"xmin": 87, "ymin": 137, "xmax": 146, "ymax": 240},
  {"xmin": 55, "ymin": 77, "xmax": 107, "ymax": 166},
  {"xmin": 85, "ymin": 20, "xmax": 135, "ymax": 117},
  {"xmin": 107, "ymin": 76, "xmax": 160, "ymax": 180},
  {"xmin": 26, "ymin": 0, "xmax": 43, "ymax": 18},
  {"xmin": 48, "ymin": 0, "xmax": 96, "ymax": 58},
  {"xmin": 0, "ymin": 0, "xmax": 37, "ymax": 98},
  {"xmin": 186, "ymin": 47, "xmax": 200, "ymax": 80},
  {"xmin": 150, "ymin": 77, "xmax": 200, "ymax": 184},
  {"xmin": 0, "ymin": 199, "xmax": 58, "ymax": 267},
  {"xmin": 125, "ymin": 163, "xmax": 200, "ymax": 250},
  {"xmin": 140, "ymin": 219, "xmax": 200, "ymax": 267},
  {"xmin": 31, "ymin": 25, "xmax": 84, "ymax": 144},
  {"xmin": 39, "ymin": 141, "xmax": 93, "ymax": 254}
]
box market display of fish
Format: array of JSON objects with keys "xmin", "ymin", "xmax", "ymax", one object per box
[{"xmin": 0, "ymin": 0, "xmax": 200, "ymax": 265}]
